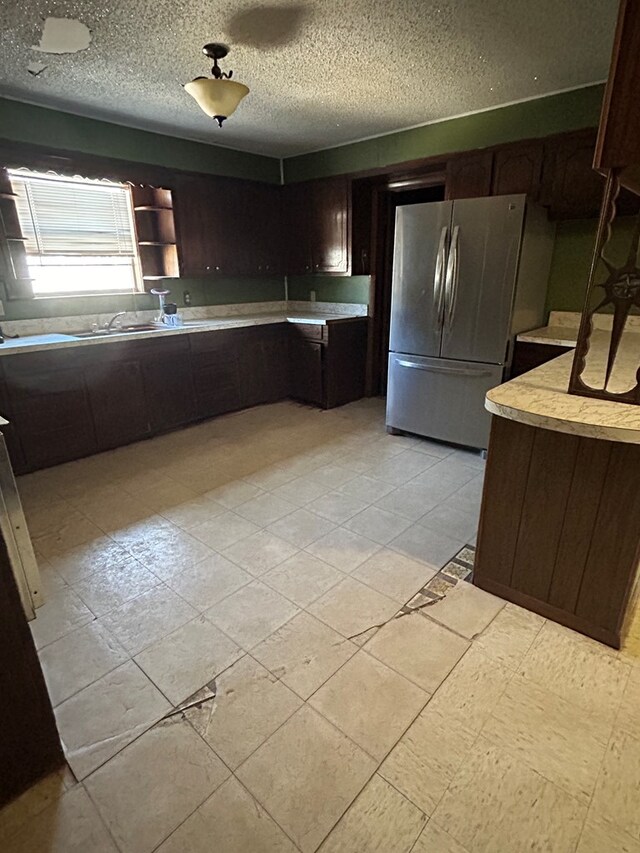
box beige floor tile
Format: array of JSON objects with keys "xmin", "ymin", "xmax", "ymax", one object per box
[
  {"xmin": 319, "ymin": 773, "xmax": 426, "ymax": 853},
  {"xmin": 237, "ymin": 706, "xmax": 376, "ymax": 853},
  {"xmin": 367, "ymin": 450, "xmax": 436, "ymax": 486},
  {"xmin": 433, "ymin": 738, "xmax": 587, "ymax": 853},
  {"xmin": 205, "ymin": 580, "xmax": 299, "ymax": 650},
  {"xmin": 235, "ymin": 492, "xmax": 297, "ymax": 526},
  {"xmin": 519, "ymin": 621, "xmax": 630, "ymax": 727},
  {"xmin": 483, "ymin": 675, "xmax": 609, "ymax": 803},
  {"xmin": 306, "ymin": 527, "xmax": 381, "ymax": 572},
  {"xmin": 591, "ymin": 728, "xmax": 640, "ymax": 840},
  {"xmin": 380, "ymin": 707, "xmax": 476, "ymax": 816},
  {"xmin": 339, "ymin": 474, "xmax": 395, "ymax": 503},
  {"xmin": 222, "ymin": 529, "xmax": 298, "ymax": 576},
  {"xmin": 272, "ymin": 475, "xmax": 331, "ymax": 506},
  {"xmin": 309, "ymin": 576, "xmax": 399, "ymax": 639},
  {"xmin": 353, "ymin": 548, "xmax": 438, "ymax": 603},
  {"xmin": 418, "ymin": 504, "xmax": 478, "ymax": 544},
  {"xmin": 55, "ymin": 660, "xmax": 171, "ymax": 779},
  {"xmin": 159, "ymin": 495, "xmax": 225, "ymax": 530},
  {"xmin": 365, "ymin": 612, "xmax": 469, "ymax": 692},
  {"xmin": 0, "ymin": 769, "xmax": 69, "ymax": 847},
  {"xmin": 344, "ymin": 505, "xmax": 413, "ymax": 545},
  {"xmin": 134, "ymin": 615, "xmax": 242, "ymax": 706},
  {"xmin": 33, "ymin": 514, "xmax": 105, "ymax": 560},
  {"xmin": 185, "ymin": 654, "xmax": 301, "ymax": 768},
  {"xmin": 473, "ymin": 602, "xmax": 545, "ymax": 670},
  {"xmin": 100, "ymin": 585, "xmax": 197, "ymax": 655},
  {"xmin": 187, "ymin": 510, "xmax": 261, "ymax": 552},
  {"xmin": 29, "ymin": 588, "xmax": 94, "ymax": 650},
  {"xmin": 267, "ymin": 508, "xmax": 336, "ymax": 548},
  {"xmin": 389, "ymin": 524, "xmax": 464, "ymax": 569},
  {"xmin": 163, "ymin": 552, "xmax": 251, "ymax": 610},
  {"xmin": 576, "ymin": 812, "xmax": 640, "ymax": 853},
  {"xmin": 616, "ymin": 666, "xmax": 640, "ymax": 739},
  {"xmin": 38, "ymin": 561, "xmax": 69, "ymax": 597},
  {"xmin": 85, "ymin": 717, "xmax": 228, "ymax": 853},
  {"xmin": 243, "ymin": 464, "xmax": 298, "ymax": 491},
  {"xmin": 48, "ymin": 536, "xmax": 137, "ymax": 585},
  {"xmin": 253, "ymin": 611, "xmax": 358, "ymax": 699},
  {"xmin": 307, "ymin": 464, "xmax": 357, "ymax": 490},
  {"xmin": 203, "ymin": 479, "xmax": 265, "ymax": 508},
  {"xmin": 375, "ymin": 482, "xmax": 441, "ymax": 522},
  {"xmin": 74, "ymin": 558, "xmax": 161, "ymax": 617},
  {"xmin": 309, "ymin": 650, "xmax": 428, "ymax": 759},
  {"xmin": 263, "ymin": 551, "xmax": 344, "ymax": 607},
  {"xmin": 307, "ymin": 490, "xmax": 370, "ymax": 524},
  {"xmin": 5, "ymin": 786, "xmax": 118, "ymax": 853},
  {"xmin": 39, "ymin": 621, "xmax": 129, "ymax": 706},
  {"xmin": 426, "ymin": 646, "xmax": 512, "ymax": 732},
  {"xmin": 157, "ymin": 777, "xmax": 297, "ymax": 853},
  {"xmin": 412, "ymin": 822, "xmax": 471, "ymax": 853},
  {"xmin": 422, "ymin": 581, "xmax": 504, "ymax": 640}
]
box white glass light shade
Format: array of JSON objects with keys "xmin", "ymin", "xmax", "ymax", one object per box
[{"xmin": 184, "ymin": 78, "xmax": 249, "ymax": 123}]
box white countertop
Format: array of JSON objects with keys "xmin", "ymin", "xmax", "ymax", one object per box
[
  {"xmin": 516, "ymin": 325, "xmax": 579, "ymax": 348},
  {"xmin": 0, "ymin": 312, "xmax": 363, "ymax": 357},
  {"xmin": 486, "ymin": 329, "xmax": 640, "ymax": 444}
]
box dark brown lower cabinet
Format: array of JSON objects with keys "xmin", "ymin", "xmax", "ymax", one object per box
[
  {"xmin": 0, "ymin": 319, "xmax": 368, "ymax": 473},
  {"xmin": 475, "ymin": 415, "xmax": 640, "ymax": 648},
  {"xmin": 85, "ymin": 356, "xmax": 150, "ymax": 450},
  {"xmin": 139, "ymin": 337, "xmax": 196, "ymax": 432},
  {"xmin": 511, "ymin": 341, "xmax": 574, "ymax": 378}
]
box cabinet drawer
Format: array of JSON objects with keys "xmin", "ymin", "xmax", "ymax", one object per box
[{"xmin": 289, "ymin": 323, "xmax": 326, "ymax": 342}]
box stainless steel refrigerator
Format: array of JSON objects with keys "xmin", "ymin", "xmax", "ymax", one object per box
[{"xmin": 386, "ymin": 194, "xmax": 554, "ymax": 449}]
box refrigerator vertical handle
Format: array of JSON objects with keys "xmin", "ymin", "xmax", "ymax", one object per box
[
  {"xmin": 444, "ymin": 225, "xmax": 460, "ymax": 332},
  {"xmin": 434, "ymin": 226, "xmax": 448, "ymax": 331}
]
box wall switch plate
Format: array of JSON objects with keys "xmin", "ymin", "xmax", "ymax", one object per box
[
  {"xmin": 0, "ymin": 300, "xmax": 6, "ymax": 318},
  {"xmin": 309, "ymin": 290, "xmax": 316, "ymax": 302}
]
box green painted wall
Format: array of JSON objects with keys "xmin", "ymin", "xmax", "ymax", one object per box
[
  {"xmin": 0, "ymin": 277, "xmax": 284, "ymax": 322},
  {"xmin": 288, "ymin": 275, "xmax": 370, "ymax": 304},
  {"xmin": 283, "ymin": 85, "xmax": 605, "ymax": 182},
  {"xmin": 545, "ymin": 216, "xmax": 638, "ymax": 314},
  {"xmin": 0, "ymin": 98, "xmax": 280, "ymax": 184}
]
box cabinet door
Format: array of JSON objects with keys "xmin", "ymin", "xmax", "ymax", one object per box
[
  {"xmin": 246, "ymin": 182, "xmax": 283, "ymax": 275},
  {"xmin": 239, "ymin": 327, "xmax": 289, "ymax": 407},
  {"xmin": 289, "ymin": 336, "xmax": 324, "ymax": 406},
  {"xmin": 85, "ymin": 360, "xmax": 150, "ymax": 450},
  {"xmin": 283, "ymin": 183, "xmax": 313, "ymax": 274},
  {"xmin": 311, "ymin": 177, "xmax": 351, "ymax": 273},
  {"xmin": 445, "ymin": 151, "xmax": 494, "ymax": 200},
  {"xmin": 5, "ymin": 355, "xmax": 97, "ymax": 470},
  {"xmin": 546, "ymin": 131, "xmax": 605, "ymax": 219},
  {"xmin": 492, "ymin": 143, "xmax": 543, "ymax": 197},
  {"xmin": 139, "ymin": 338, "xmax": 197, "ymax": 432},
  {"xmin": 190, "ymin": 330, "xmax": 242, "ymax": 417}
]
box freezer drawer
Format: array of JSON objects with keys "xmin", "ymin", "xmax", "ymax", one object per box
[{"xmin": 386, "ymin": 352, "xmax": 503, "ymax": 449}]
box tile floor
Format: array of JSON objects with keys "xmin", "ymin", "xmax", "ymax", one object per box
[{"xmin": 3, "ymin": 398, "xmax": 640, "ymax": 852}]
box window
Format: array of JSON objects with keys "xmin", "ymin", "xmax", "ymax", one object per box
[{"xmin": 9, "ymin": 169, "xmax": 142, "ymax": 296}]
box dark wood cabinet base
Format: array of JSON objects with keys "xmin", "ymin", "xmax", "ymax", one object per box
[{"xmin": 474, "ymin": 415, "xmax": 640, "ymax": 648}]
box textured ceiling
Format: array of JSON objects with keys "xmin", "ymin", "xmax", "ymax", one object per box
[{"xmin": 0, "ymin": 0, "xmax": 618, "ymax": 158}]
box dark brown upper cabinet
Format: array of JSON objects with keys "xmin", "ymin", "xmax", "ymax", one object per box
[
  {"xmin": 284, "ymin": 177, "xmax": 351, "ymax": 275},
  {"xmin": 544, "ymin": 130, "xmax": 605, "ymax": 219},
  {"xmin": 445, "ymin": 151, "xmax": 493, "ymax": 200},
  {"xmin": 174, "ymin": 176, "xmax": 281, "ymax": 277},
  {"xmin": 491, "ymin": 142, "xmax": 544, "ymax": 198}
]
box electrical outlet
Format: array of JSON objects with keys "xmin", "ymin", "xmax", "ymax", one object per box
[
  {"xmin": 0, "ymin": 300, "xmax": 6, "ymax": 318},
  {"xmin": 309, "ymin": 290, "xmax": 316, "ymax": 302}
]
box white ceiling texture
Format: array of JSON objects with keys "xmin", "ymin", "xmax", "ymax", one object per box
[{"xmin": 0, "ymin": 0, "xmax": 618, "ymax": 158}]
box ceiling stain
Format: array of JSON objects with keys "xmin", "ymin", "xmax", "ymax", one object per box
[
  {"xmin": 227, "ymin": 4, "xmax": 312, "ymax": 49},
  {"xmin": 32, "ymin": 17, "xmax": 91, "ymax": 55}
]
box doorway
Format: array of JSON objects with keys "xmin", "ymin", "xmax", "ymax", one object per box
[{"xmin": 369, "ymin": 180, "xmax": 446, "ymax": 397}]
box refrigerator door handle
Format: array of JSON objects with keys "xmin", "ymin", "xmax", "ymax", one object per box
[
  {"xmin": 396, "ymin": 358, "xmax": 493, "ymax": 378},
  {"xmin": 444, "ymin": 224, "xmax": 460, "ymax": 332},
  {"xmin": 433, "ymin": 225, "xmax": 448, "ymax": 331}
]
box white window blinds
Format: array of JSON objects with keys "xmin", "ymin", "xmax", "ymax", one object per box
[{"xmin": 9, "ymin": 170, "xmax": 136, "ymax": 257}]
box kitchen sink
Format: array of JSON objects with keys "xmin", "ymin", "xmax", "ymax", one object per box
[{"xmin": 74, "ymin": 323, "xmax": 160, "ymax": 338}]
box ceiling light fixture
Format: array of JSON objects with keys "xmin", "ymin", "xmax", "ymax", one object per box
[{"xmin": 184, "ymin": 43, "xmax": 249, "ymax": 127}]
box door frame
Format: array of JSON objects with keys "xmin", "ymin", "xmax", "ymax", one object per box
[{"xmin": 366, "ymin": 171, "xmax": 447, "ymax": 396}]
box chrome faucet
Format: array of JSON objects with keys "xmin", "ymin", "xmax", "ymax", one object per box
[{"xmin": 104, "ymin": 311, "xmax": 126, "ymax": 331}]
